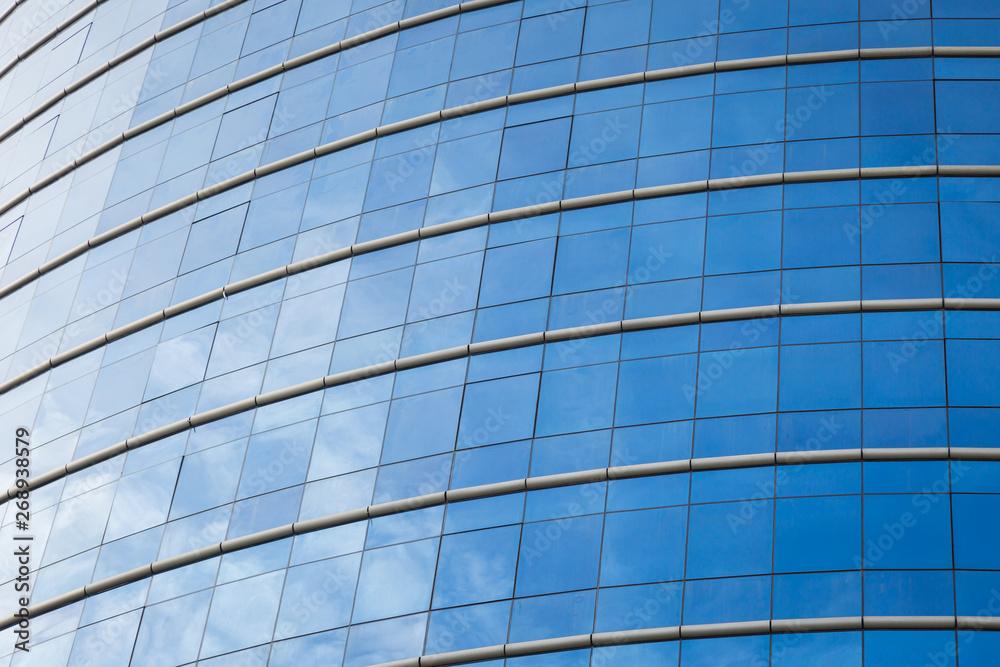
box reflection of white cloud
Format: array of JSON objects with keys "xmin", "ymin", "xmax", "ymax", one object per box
[
  {"xmin": 0, "ymin": 505, "xmax": 55, "ymax": 585},
  {"xmin": 144, "ymin": 327, "xmax": 215, "ymax": 400},
  {"xmin": 202, "ymin": 571, "xmax": 285, "ymax": 656},
  {"xmin": 10, "ymin": 628, "xmax": 74, "ymax": 667},
  {"xmin": 300, "ymin": 469, "xmax": 376, "ymax": 520},
  {"xmin": 132, "ymin": 590, "xmax": 212, "ymax": 667},
  {"xmin": 309, "ymin": 404, "xmax": 387, "ymax": 480},
  {"xmin": 42, "ymin": 483, "xmax": 116, "ymax": 566},
  {"xmin": 353, "ymin": 540, "xmax": 436, "ymax": 622},
  {"xmin": 31, "ymin": 548, "xmax": 98, "ymax": 602},
  {"xmin": 443, "ymin": 543, "xmax": 515, "ymax": 605},
  {"xmin": 104, "ymin": 460, "xmax": 180, "ymax": 542},
  {"xmin": 33, "ymin": 372, "xmax": 97, "ymax": 445},
  {"xmin": 344, "ymin": 613, "xmax": 427, "ymax": 667}
]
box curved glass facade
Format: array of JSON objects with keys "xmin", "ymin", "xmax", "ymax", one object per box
[{"xmin": 1, "ymin": 0, "xmax": 1000, "ymax": 664}]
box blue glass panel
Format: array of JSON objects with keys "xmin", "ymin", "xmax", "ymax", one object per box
[
  {"xmin": 616, "ymin": 354, "xmax": 699, "ymax": 426},
  {"xmin": 639, "ymin": 97, "xmax": 713, "ymax": 156},
  {"xmin": 683, "ymin": 576, "xmax": 770, "ymax": 624},
  {"xmin": 650, "ymin": 0, "xmax": 718, "ymax": 42},
  {"xmin": 515, "ymin": 514, "xmax": 603, "ymax": 595},
  {"xmin": 509, "ymin": 591, "xmax": 596, "ymax": 642},
  {"xmin": 864, "ymin": 570, "xmax": 954, "ymax": 615},
  {"xmin": 862, "ymin": 340, "xmax": 947, "ymax": 408},
  {"xmin": 779, "ymin": 343, "xmax": 862, "ymax": 411},
  {"xmin": 681, "ymin": 636, "xmax": 771, "ymax": 667},
  {"xmin": 457, "ymin": 373, "xmax": 540, "ymax": 447},
  {"xmin": 866, "ymin": 631, "xmax": 956, "ymax": 667},
  {"xmin": 498, "ymin": 118, "xmax": 572, "ymax": 179},
  {"xmin": 352, "ymin": 540, "xmax": 438, "ymax": 623},
  {"xmin": 704, "ymin": 211, "xmax": 781, "ymax": 274},
  {"xmin": 434, "ymin": 526, "xmax": 519, "ymax": 607},
  {"xmin": 600, "ymin": 506, "xmax": 686, "ymax": 586},
  {"xmin": 862, "ymin": 494, "xmax": 952, "ymax": 569},
  {"xmin": 861, "ymin": 81, "xmax": 936, "ymax": 135},
  {"xmin": 552, "ymin": 228, "xmax": 630, "ymax": 294},
  {"xmin": 773, "ymin": 631, "xmax": 862, "ymax": 667},
  {"xmin": 694, "ymin": 346, "xmax": 778, "ymax": 418},
  {"xmin": 773, "ymin": 571, "xmax": 863, "ymax": 619},
  {"xmin": 536, "ymin": 363, "xmax": 618, "ymax": 436},
  {"xmin": 775, "ymin": 495, "xmax": 862, "ymax": 572},
  {"xmin": 712, "ymin": 89, "xmax": 785, "ymax": 147},
  {"xmin": 516, "ymin": 10, "xmax": 585, "ymax": 65},
  {"xmin": 686, "ymin": 500, "xmax": 773, "ymax": 578},
  {"xmin": 425, "ymin": 601, "xmax": 511, "ymax": 654},
  {"xmin": 953, "ymin": 495, "xmax": 1000, "ymax": 569},
  {"xmin": 595, "ymin": 582, "xmax": 682, "ymax": 631},
  {"xmin": 479, "ymin": 238, "xmax": 556, "ymax": 307}
]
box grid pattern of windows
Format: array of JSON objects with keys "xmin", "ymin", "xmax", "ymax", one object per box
[{"xmin": 0, "ymin": 0, "xmax": 999, "ymax": 665}]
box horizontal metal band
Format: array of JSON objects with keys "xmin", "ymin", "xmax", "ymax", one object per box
[
  {"xmin": 3, "ymin": 296, "xmax": 999, "ymax": 503},
  {"xmin": 370, "ymin": 616, "xmax": 1000, "ymax": 667},
  {"xmin": 1, "ymin": 44, "xmax": 998, "ymax": 301},
  {"xmin": 3, "ymin": 443, "xmax": 999, "ymax": 629},
  {"xmin": 0, "ymin": 162, "xmax": 996, "ymax": 397}
]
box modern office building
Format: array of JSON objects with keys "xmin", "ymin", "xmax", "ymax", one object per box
[{"xmin": 0, "ymin": 0, "xmax": 999, "ymax": 664}]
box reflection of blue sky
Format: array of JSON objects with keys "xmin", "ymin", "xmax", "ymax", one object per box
[
  {"xmin": 338, "ymin": 267, "xmax": 412, "ymax": 339},
  {"xmin": 429, "ymin": 131, "xmax": 501, "ymax": 196},
  {"xmin": 147, "ymin": 559, "xmax": 219, "ymax": 606},
  {"xmin": 0, "ymin": 298, "xmax": 28, "ymax": 358},
  {"xmin": 510, "ymin": 590, "xmax": 596, "ymax": 643},
  {"xmin": 427, "ymin": 600, "xmax": 511, "ymax": 654},
  {"xmin": 228, "ymin": 486, "xmax": 302, "ymax": 540}
]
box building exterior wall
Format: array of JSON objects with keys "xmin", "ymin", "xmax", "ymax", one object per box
[{"xmin": 0, "ymin": 0, "xmax": 999, "ymax": 664}]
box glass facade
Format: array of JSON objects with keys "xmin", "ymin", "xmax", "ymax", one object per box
[{"xmin": 0, "ymin": 0, "xmax": 999, "ymax": 664}]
